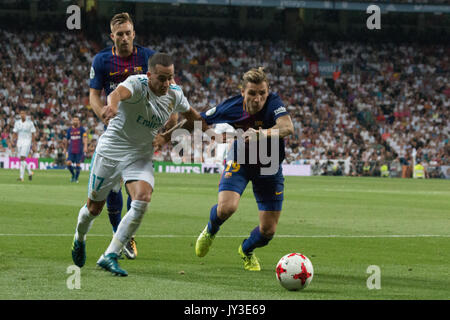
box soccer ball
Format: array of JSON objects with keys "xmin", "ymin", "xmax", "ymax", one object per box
[{"xmin": 276, "ymin": 253, "xmax": 314, "ymax": 291}]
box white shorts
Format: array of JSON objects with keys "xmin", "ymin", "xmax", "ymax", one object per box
[
  {"xmin": 88, "ymin": 152, "xmax": 155, "ymax": 202},
  {"xmin": 17, "ymin": 143, "xmax": 31, "ymax": 158}
]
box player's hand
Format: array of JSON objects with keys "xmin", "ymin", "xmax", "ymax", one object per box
[{"xmin": 101, "ymin": 105, "xmax": 117, "ymax": 125}]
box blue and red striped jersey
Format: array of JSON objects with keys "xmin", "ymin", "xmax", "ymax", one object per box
[
  {"xmin": 66, "ymin": 126, "xmax": 87, "ymax": 154},
  {"xmin": 89, "ymin": 45, "xmax": 155, "ymax": 95}
]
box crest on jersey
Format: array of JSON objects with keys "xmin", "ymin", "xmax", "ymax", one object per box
[
  {"xmin": 90, "ymin": 67, "xmax": 95, "ymax": 79},
  {"xmin": 206, "ymin": 107, "xmax": 216, "ymax": 117}
]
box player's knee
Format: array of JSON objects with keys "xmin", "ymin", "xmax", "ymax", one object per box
[
  {"xmin": 260, "ymin": 225, "xmax": 276, "ymax": 239},
  {"xmin": 87, "ymin": 200, "xmax": 104, "ymax": 216},
  {"xmin": 133, "ymin": 192, "xmax": 152, "ymax": 203},
  {"xmin": 217, "ymin": 202, "xmax": 237, "ymax": 218}
]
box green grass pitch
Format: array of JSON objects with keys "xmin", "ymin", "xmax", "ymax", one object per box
[{"xmin": 0, "ymin": 169, "xmax": 448, "ymax": 300}]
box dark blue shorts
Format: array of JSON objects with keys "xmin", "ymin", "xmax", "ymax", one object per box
[
  {"xmin": 67, "ymin": 152, "xmax": 84, "ymax": 164},
  {"xmin": 218, "ymin": 162, "xmax": 284, "ymax": 211}
]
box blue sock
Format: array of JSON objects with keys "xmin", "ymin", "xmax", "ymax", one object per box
[
  {"xmin": 207, "ymin": 204, "xmax": 224, "ymax": 236},
  {"xmin": 75, "ymin": 166, "xmax": 81, "ymax": 180},
  {"xmin": 107, "ymin": 190, "xmax": 123, "ymax": 233},
  {"xmin": 68, "ymin": 165, "xmax": 74, "ymax": 178},
  {"xmin": 127, "ymin": 195, "xmax": 132, "ymax": 211},
  {"xmin": 108, "ymin": 212, "xmax": 121, "ymax": 233},
  {"xmin": 242, "ymin": 226, "xmax": 272, "ymax": 255}
]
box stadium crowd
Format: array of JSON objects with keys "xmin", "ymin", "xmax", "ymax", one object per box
[{"xmin": 0, "ymin": 27, "xmax": 448, "ymax": 178}]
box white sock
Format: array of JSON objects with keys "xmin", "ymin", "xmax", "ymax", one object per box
[
  {"xmin": 105, "ymin": 200, "xmax": 148, "ymax": 256},
  {"xmin": 26, "ymin": 162, "xmax": 33, "ymax": 175},
  {"xmin": 20, "ymin": 161, "xmax": 26, "ymax": 179},
  {"xmin": 75, "ymin": 205, "xmax": 96, "ymax": 242}
]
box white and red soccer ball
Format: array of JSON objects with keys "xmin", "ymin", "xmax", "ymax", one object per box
[{"xmin": 276, "ymin": 253, "xmax": 314, "ymax": 291}]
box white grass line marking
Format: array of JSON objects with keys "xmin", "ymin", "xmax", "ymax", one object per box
[{"xmin": 0, "ymin": 233, "xmax": 448, "ymax": 238}]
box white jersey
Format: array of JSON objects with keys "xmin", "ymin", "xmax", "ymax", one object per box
[
  {"xmin": 96, "ymin": 74, "xmax": 190, "ymax": 162},
  {"xmin": 13, "ymin": 118, "xmax": 36, "ymax": 145}
]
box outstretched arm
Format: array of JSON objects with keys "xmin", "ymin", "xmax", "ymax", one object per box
[
  {"xmin": 180, "ymin": 106, "xmax": 209, "ymax": 132},
  {"xmin": 242, "ymin": 114, "xmax": 294, "ymax": 141},
  {"xmin": 153, "ymin": 107, "xmax": 210, "ymax": 151},
  {"xmin": 262, "ymin": 114, "xmax": 294, "ymax": 138},
  {"xmin": 102, "ymin": 85, "xmax": 132, "ymax": 125},
  {"xmin": 164, "ymin": 113, "xmax": 178, "ymax": 131}
]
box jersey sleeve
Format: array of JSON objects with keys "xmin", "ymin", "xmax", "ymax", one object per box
[
  {"xmin": 118, "ymin": 75, "xmax": 145, "ymax": 104},
  {"xmin": 171, "ymin": 84, "xmax": 190, "ymax": 113},
  {"xmin": 89, "ymin": 54, "xmax": 104, "ymax": 91},
  {"xmin": 268, "ymin": 93, "xmax": 289, "ymax": 121},
  {"xmin": 144, "ymin": 47, "xmax": 156, "ymax": 59},
  {"xmin": 66, "ymin": 128, "xmax": 71, "ymax": 140},
  {"xmin": 13, "ymin": 122, "xmax": 18, "ymax": 133},
  {"xmin": 200, "ymin": 97, "xmax": 238, "ymax": 125},
  {"xmin": 30, "ymin": 121, "xmax": 36, "ymax": 133}
]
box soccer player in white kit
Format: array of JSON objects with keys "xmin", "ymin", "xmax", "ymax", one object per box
[
  {"xmin": 12, "ymin": 109, "xmax": 36, "ymax": 182},
  {"xmin": 71, "ymin": 53, "xmax": 203, "ymax": 276}
]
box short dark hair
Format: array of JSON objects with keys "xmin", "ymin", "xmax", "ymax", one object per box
[{"xmin": 148, "ymin": 53, "xmax": 173, "ymax": 70}]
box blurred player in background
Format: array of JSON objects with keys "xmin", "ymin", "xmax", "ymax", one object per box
[
  {"xmin": 64, "ymin": 116, "xmax": 88, "ymax": 183},
  {"xmin": 72, "ymin": 53, "xmax": 201, "ymax": 276},
  {"xmin": 194, "ymin": 67, "xmax": 294, "ymax": 271},
  {"xmin": 12, "ymin": 109, "xmax": 36, "ymax": 182},
  {"xmin": 89, "ymin": 12, "xmax": 157, "ymax": 259}
]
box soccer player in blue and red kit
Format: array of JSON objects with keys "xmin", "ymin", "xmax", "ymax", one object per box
[
  {"xmin": 88, "ymin": 12, "xmax": 155, "ymax": 259},
  {"xmin": 65, "ymin": 116, "xmax": 87, "ymax": 183},
  {"xmin": 194, "ymin": 67, "xmax": 294, "ymax": 271}
]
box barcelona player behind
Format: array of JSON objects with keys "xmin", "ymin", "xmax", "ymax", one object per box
[{"xmin": 64, "ymin": 116, "xmax": 87, "ymax": 183}]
